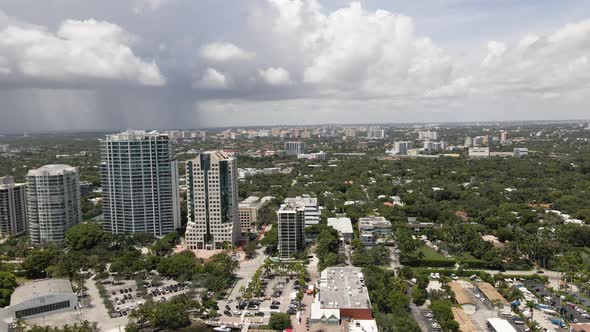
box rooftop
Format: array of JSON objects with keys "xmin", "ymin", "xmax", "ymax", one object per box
[
  {"xmin": 11, "ymin": 279, "xmax": 74, "ymax": 305},
  {"xmin": 285, "ymin": 196, "xmax": 318, "ymax": 206},
  {"xmin": 327, "ymin": 217, "xmax": 354, "ymax": 235},
  {"xmin": 486, "ymin": 318, "xmax": 517, "ymax": 332},
  {"xmin": 358, "ymin": 217, "xmax": 391, "ymax": 229},
  {"xmin": 319, "ymin": 267, "xmax": 371, "ymax": 310},
  {"xmin": 105, "ymin": 130, "xmax": 168, "ymax": 141},
  {"xmin": 475, "ymin": 282, "xmax": 509, "ymax": 304},
  {"xmin": 452, "ymin": 307, "xmax": 476, "ymax": 332},
  {"xmin": 0, "ymin": 176, "xmax": 25, "ymax": 190},
  {"xmin": 27, "ymin": 164, "xmax": 77, "ymax": 177},
  {"xmin": 449, "ymin": 282, "xmax": 475, "ymax": 305}
]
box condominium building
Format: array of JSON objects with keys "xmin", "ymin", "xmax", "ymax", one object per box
[
  {"xmin": 423, "ymin": 141, "xmax": 446, "ymax": 151},
  {"xmin": 100, "ymin": 130, "xmax": 180, "ymax": 237},
  {"xmin": 358, "ymin": 217, "xmax": 392, "ymax": 246},
  {"xmin": 284, "ymin": 196, "xmax": 320, "ymax": 227},
  {"xmin": 500, "ymin": 131, "xmax": 508, "ymax": 143},
  {"xmin": 367, "ymin": 128, "xmax": 385, "ymax": 139},
  {"xmin": 26, "ymin": 165, "xmax": 81, "ymax": 244},
  {"xmin": 0, "ymin": 176, "xmax": 28, "ymax": 237},
  {"xmin": 185, "ymin": 151, "xmax": 240, "ymax": 250},
  {"xmin": 277, "ymin": 202, "xmax": 305, "ymax": 258},
  {"xmin": 344, "ymin": 128, "xmax": 357, "ymax": 138},
  {"xmin": 390, "ymin": 141, "xmax": 415, "ymax": 155},
  {"xmin": 284, "ymin": 142, "xmax": 305, "ymax": 155},
  {"xmin": 464, "ymin": 136, "xmax": 472, "ymax": 148}
]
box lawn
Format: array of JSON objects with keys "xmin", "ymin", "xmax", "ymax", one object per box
[{"xmin": 418, "ymin": 246, "xmax": 452, "ymax": 261}]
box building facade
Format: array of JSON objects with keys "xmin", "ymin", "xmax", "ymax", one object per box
[
  {"xmin": 185, "ymin": 151, "xmax": 240, "ymax": 250},
  {"xmin": 100, "ymin": 130, "xmax": 180, "ymax": 237},
  {"xmin": 358, "ymin": 217, "xmax": 392, "ymax": 246},
  {"xmin": 0, "ymin": 176, "xmax": 28, "ymax": 237},
  {"xmin": 284, "ymin": 141, "xmax": 305, "ymax": 155},
  {"xmin": 26, "ymin": 165, "xmax": 81, "ymax": 244},
  {"xmin": 284, "ymin": 196, "xmax": 320, "ymax": 227},
  {"xmin": 277, "ymin": 202, "xmax": 305, "ymax": 258},
  {"xmin": 418, "ymin": 131, "xmax": 438, "ymax": 140},
  {"xmin": 468, "ymin": 147, "xmax": 490, "ymax": 158}
]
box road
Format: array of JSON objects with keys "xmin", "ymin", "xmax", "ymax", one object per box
[{"xmin": 291, "ymin": 254, "xmax": 319, "ymax": 332}]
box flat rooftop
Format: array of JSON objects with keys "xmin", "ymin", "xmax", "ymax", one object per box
[
  {"xmin": 449, "ymin": 282, "xmax": 476, "ymax": 305},
  {"xmin": 27, "ymin": 164, "xmax": 77, "ymax": 177},
  {"xmin": 475, "ymin": 282, "xmax": 509, "ymax": 304},
  {"xmin": 327, "ymin": 217, "xmax": 353, "ymax": 235},
  {"xmin": 11, "ymin": 279, "xmax": 74, "ymax": 305},
  {"xmin": 319, "ymin": 267, "xmax": 371, "ymax": 310},
  {"xmin": 285, "ymin": 196, "xmax": 318, "ymax": 206}
]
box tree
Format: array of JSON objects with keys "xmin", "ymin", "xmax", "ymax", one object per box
[
  {"xmin": 0, "ymin": 271, "xmax": 17, "ymax": 307},
  {"xmin": 22, "ymin": 249, "xmax": 60, "ymax": 279},
  {"xmin": 157, "ymin": 251, "xmax": 198, "ymax": 279},
  {"xmin": 65, "ymin": 222, "xmax": 108, "ymax": 251},
  {"xmin": 268, "ymin": 313, "xmax": 291, "ymax": 330},
  {"xmin": 243, "ymin": 240, "xmax": 258, "ymax": 259}
]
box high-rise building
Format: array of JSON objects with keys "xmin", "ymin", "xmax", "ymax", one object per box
[
  {"xmin": 0, "ymin": 176, "xmax": 28, "ymax": 237},
  {"xmin": 344, "ymin": 128, "xmax": 357, "ymax": 138},
  {"xmin": 464, "ymin": 136, "xmax": 472, "ymax": 147},
  {"xmin": 185, "ymin": 151, "xmax": 240, "ymax": 250},
  {"xmin": 284, "ymin": 196, "xmax": 320, "ymax": 227},
  {"xmin": 100, "ymin": 131, "xmax": 180, "ymax": 237},
  {"xmin": 473, "ymin": 136, "xmax": 484, "ymax": 147},
  {"xmin": 418, "ymin": 131, "xmax": 438, "ymax": 140},
  {"xmin": 277, "ymin": 202, "xmax": 305, "ymax": 258},
  {"xmin": 26, "ymin": 165, "xmax": 81, "ymax": 244},
  {"xmin": 367, "ymin": 128, "xmax": 385, "ymax": 139},
  {"xmin": 391, "ymin": 141, "xmax": 415, "ymax": 155},
  {"xmin": 500, "ymin": 131, "xmax": 508, "ymax": 143},
  {"xmin": 284, "ymin": 142, "xmax": 305, "ymax": 155}
]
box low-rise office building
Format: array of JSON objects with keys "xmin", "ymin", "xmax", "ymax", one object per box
[
  {"xmin": 468, "ymin": 147, "xmax": 490, "ymax": 158},
  {"xmin": 311, "ymin": 267, "xmax": 373, "ymax": 326},
  {"xmin": 0, "ymin": 279, "xmax": 78, "ymax": 330},
  {"xmin": 327, "ymin": 217, "xmax": 353, "ymax": 242},
  {"xmin": 238, "ymin": 196, "xmax": 273, "ymax": 233},
  {"xmin": 358, "ymin": 217, "xmax": 392, "ymax": 246}
]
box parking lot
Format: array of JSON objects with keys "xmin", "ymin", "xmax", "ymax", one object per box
[
  {"xmin": 104, "ymin": 278, "xmax": 189, "ymax": 317},
  {"xmin": 525, "ymin": 280, "xmax": 590, "ymax": 324}
]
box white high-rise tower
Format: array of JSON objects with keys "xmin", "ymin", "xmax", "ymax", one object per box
[
  {"xmin": 100, "ymin": 130, "xmax": 180, "ymax": 237},
  {"xmin": 27, "ymin": 165, "xmax": 81, "ymax": 243}
]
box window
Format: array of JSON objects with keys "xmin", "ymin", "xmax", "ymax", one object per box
[{"xmin": 15, "ymin": 300, "xmax": 71, "ymax": 318}]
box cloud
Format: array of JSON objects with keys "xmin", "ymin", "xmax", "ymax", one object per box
[
  {"xmin": 259, "ymin": 1, "xmax": 455, "ymax": 98},
  {"xmin": 134, "ymin": 0, "xmax": 172, "ymax": 13},
  {"xmin": 475, "ymin": 20, "xmax": 590, "ymax": 95},
  {"xmin": 0, "ymin": 18, "xmax": 165, "ymax": 86},
  {"xmin": 196, "ymin": 67, "xmax": 230, "ymax": 89},
  {"xmin": 200, "ymin": 42, "xmax": 255, "ymax": 62},
  {"xmin": 258, "ymin": 67, "xmax": 293, "ymax": 86}
]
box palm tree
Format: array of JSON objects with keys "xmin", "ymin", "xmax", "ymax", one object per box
[{"xmin": 526, "ymin": 300, "xmax": 536, "ymax": 321}]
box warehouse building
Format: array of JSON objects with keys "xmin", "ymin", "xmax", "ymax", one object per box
[{"xmin": 0, "ymin": 279, "xmax": 77, "ymax": 330}]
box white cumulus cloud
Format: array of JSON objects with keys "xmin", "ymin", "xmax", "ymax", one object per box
[
  {"xmin": 196, "ymin": 67, "xmax": 230, "ymax": 89},
  {"xmin": 134, "ymin": 0, "xmax": 172, "ymax": 13},
  {"xmin": 258, "ymin": 67, "xmax": 293, "ymax": 86},
  {"xmin": 0, "ymin": 18, "xmax": 165, "ymax": 86},
  {"xmin": 200, "ymin": 42, "xmax": 255, "ymax": 62}
]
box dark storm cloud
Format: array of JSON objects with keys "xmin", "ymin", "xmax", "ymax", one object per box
[{"xmin": 0, "ymin": 0, "xmax": 590, "ymax": 133}]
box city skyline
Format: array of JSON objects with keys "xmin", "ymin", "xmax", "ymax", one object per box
[{"xmin": 1, "ymin": 1, "xmax": 590, "ymax": 132}]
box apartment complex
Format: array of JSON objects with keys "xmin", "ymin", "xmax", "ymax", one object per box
[
  {"xmin": 418, "ymin": 130, "xmax": 438, "ymax": 140},
  {"xmin": 277, "ymin": 201, "xmax": 305, "ymax": 258},
  {"xmin": 0, "ymin": 176, "xmax": 28, "ymax": 237},
  {"xmin": 185, "ymin": 151, "xmax": 240, "ymax": 250},
  {"xmin": 367, "ymin": 128, "xmax": 385, "ymax": 139},
  {"xmin": 100, "ymin": 130, "xmax": 180, "ymax": 237},
  {"xmin": 358, "ymin": 217, "xmax": 392, "ymax": 246},
  {"xmin": 390, "ymin": 141, "xmax": 415, "ymax": 155},
  {"xmin": 26, "ymin": 165, "xmax": 81, "ymax": 244}
]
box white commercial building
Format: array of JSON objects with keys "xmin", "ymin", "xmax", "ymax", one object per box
[
  {"xmin": 0, "ymin": 176, "xmax": 28, "ymax": 237},
  {"xmin": 27, "ymin": 165, "xmax": 81, "ymax": 244},
  {"xmin": 298, "ymin": 151, "xmax": 327, "ymax": 160},
  {"xmin": 327, "ymin": 217, "xmax": 353, "ymax": 242},
  {"xmin": 468, "ymin": 147, "xmax": 490, "ymax": 158},
  {"xmin": 284, "ymin": 196, "xmax": 320, "ymax": 227},
  {"xmin": 0, "ymin": 279, "xmax": 78, "ymax": 331},
  {"xmin": 486, "ymin": 318, "xmax": 517, "ymax": 332},
  {"xmin": 464, "ymin": 136, "xmax": 472, "ymax": 148},
  {"xmin": 513, "ymin": 147, "xmax": 529, "ymax": 158},
  {"xmin": 100, "ymin": 130, "xmax": 180, "ymax": 236},
  {"xmin": 185, "ymin": 151, "xmax": 240, "ymax": 250}
]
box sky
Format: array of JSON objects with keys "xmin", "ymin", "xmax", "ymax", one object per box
[{"xmin": 1, "ymin": 0, "xmax": 590, "ymax": 133}]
